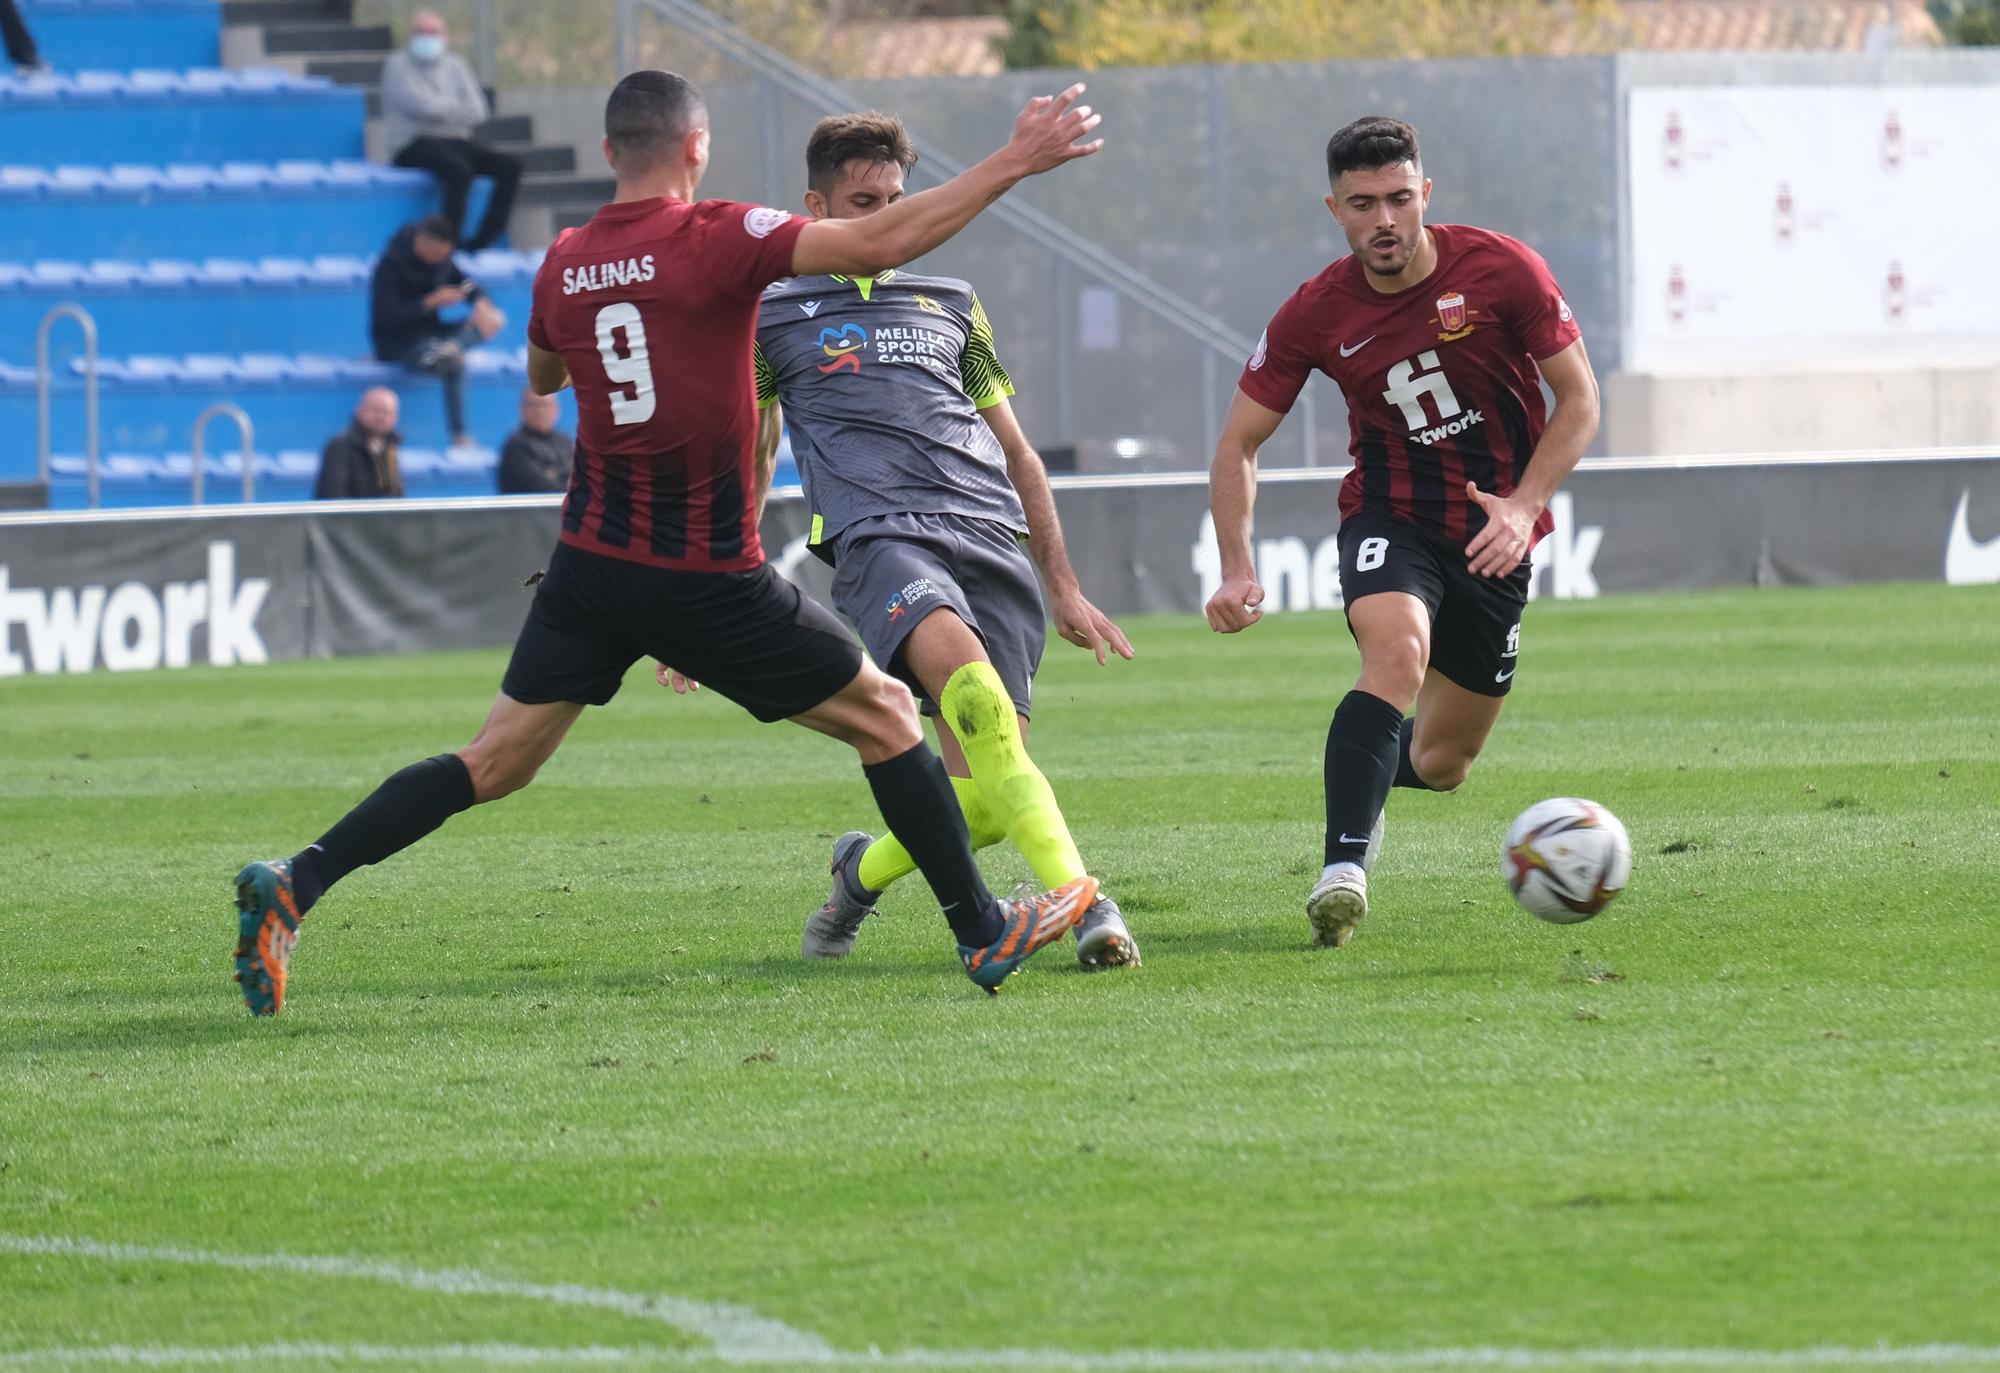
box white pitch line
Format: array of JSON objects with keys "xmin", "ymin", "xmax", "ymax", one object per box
[
  {"xmin": 6, "ymin": 1346, "xmax": 2000, "ymax": 1372},
  {"xmin": 7, "ymin": 1236, "xmax": 2000, "ymax": 1371},
  {"xmin": 0, "ymin": 1236, "xmax": 828, "ymax": 1361}
]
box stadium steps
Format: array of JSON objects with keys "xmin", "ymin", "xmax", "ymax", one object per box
[
  {"xmin": 1, "ymin": 347, "xmax": 574, "ymax": 460},
  {"xmin": 0, "ymin": 68, "xmax": 365, "ymax": 164},
  {"xmin": 39, "ymin": 443, "xmax": 505, "ymax": 508},
  {"xmin": 258, "ymin": 19, "xmax": 389, "ymax": 53},
  {"xmin": 19, "ymin": 0, "xmax": 222, "ymax": 71},
  {"xmin": 0, "ymin": 159, "xmax": 490, "ymax": 258},
  {"xmin": 0, "ymin": 250, "xmax": 543, "ymax": 365}
]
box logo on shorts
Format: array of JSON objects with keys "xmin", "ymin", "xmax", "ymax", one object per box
[
  {"xmin": 884, "ymin": 577, "xmax": 941, "ymax": 622},
  {"xmin": 816, "ymin": 323, "xmax": 867, "ymax": 374},
  {"xmin": 1503, "ymin": 623, "xmax": 1520, "ymax": 658}
]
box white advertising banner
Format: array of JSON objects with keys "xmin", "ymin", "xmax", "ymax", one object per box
[{"xmin": 1626, "ymin": 86, "xmax": 2000, "ymax": 373}]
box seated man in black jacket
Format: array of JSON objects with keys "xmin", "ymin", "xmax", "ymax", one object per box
[
  {"xmin": 369, "ymin": 215, "xmax": 505, "ymax": 447},
  {"xmin": 315, "ymin": 387, "xmax": 404, "ymax": 499},
  {"xmin": 497, "ymin": 387, "xmax": 573, "ymax": 493}
]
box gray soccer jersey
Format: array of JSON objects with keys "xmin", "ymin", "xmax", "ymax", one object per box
[{"xmin": 754, "ymin": 270, "xmax": 1026, "ymax": 547}]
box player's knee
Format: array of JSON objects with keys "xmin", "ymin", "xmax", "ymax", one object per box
[
  {"xmin": 1360, "ymin": 634, "xmax": 1427, "ymax": 704},
  {"xmin": 458, "ymin": 743, "xmax": 540, "ymax": 802},
  {"xmin": 850, "ymin": 671, "xmax": 922, "ymax": 756},
  {"xmin": 1413, "ymin": 741, "xmax": 1475, "ymax": 792}
]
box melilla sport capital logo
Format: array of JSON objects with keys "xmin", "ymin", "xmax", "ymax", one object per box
[{"xmin": 816, "ymin": 322, "xmax": 867, "ymax": 374}]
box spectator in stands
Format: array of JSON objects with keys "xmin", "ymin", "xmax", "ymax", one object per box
[
  {"xmin": 370, "ymin": 214, "xmax": 505, "ymax": 448},
  {"xmin": 316, "ymin": 387, "xmax": 404, "ymax": 499},
  {"xmin": 380, "ymin": 9, "xmax": 521, "ymax": 252},
  {"xmin": 2, "ymin": 0, "xmax": 51, "ymax": 75},
  {"xmin": 497, "ymin": 387, "xmax": 574, "ymax": 494}
]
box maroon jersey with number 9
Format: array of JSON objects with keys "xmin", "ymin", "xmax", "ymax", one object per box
[
  {"xmin": 528, "ymin": 197, "xmax": 806, "ymax": 572},
  {"xmin": 1238, "ymin": 223, "xmax": 1580, "ymax": 550}
]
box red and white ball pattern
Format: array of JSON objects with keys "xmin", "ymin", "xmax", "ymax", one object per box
[{"xmin": 1502, "ymin": 798, "xmax": 1632, "ymax": 923}]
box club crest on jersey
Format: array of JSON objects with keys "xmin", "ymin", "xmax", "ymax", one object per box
[
  {"xmin": 1435, "ymin": 291, "xmax": 1474, "ymax": 341},
  {"xmin": 816, "ymin": 322, "xmax": 867, "ymax": 374},
  {"xmin": 913, "ymin": 294, "xmax": 946, "ymax": 317}
]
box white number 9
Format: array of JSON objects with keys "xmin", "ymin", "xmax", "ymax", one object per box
[{"xmin": 594, "ymin": 302, "xmax": 656, "ymax": 425}]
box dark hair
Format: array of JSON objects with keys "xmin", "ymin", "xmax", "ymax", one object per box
[
  {"xmin": 605, "ymin": 70, "xmax": 706, "ymax": 170},
  {"xmin": 806, "ymin": 111, "xmax": 918, "ymax": 198},
  {"xmin": 1326, "ymin": 116, "xmax": 1421, "ymax": 185},
  {"xmin": 414, "ymin": 213, "xmax": 457, "ymax": 244}
]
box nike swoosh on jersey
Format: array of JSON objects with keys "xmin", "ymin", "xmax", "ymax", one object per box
[
  {"xmin": 1338, "ymin": 336, "xmax": 1376, "ymax": 358},
  {"xmin": 1945, "ymin": 489, "xmax": 2000, "ymax": 585}
]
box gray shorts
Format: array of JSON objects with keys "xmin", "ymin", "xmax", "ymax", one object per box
[{"xmin": 828, "ymin": 511, "xmax": 1045, "ymax": 718}]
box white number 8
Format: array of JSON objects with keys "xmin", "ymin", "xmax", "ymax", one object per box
[
  {"xmin": 594, "ymin": 302, "xmax": 656, "ymax": 425},
  {"xmin": 1356, "ymin": 536, "xmax": 1388, "ymax": 572}
]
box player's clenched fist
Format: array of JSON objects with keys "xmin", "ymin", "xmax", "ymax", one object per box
[
  {"xmin": 1007, "ymin": 83, "xmax": 1104, "ymax": 173},
  {"xmin": 1205, "ymin": 577, "xmax": 1266, "ymax": 634}
]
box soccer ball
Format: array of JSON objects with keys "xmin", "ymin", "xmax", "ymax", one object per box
[{"xmin": 1501, "ymin": 798, "xmax": 1632, "ymax": 923}]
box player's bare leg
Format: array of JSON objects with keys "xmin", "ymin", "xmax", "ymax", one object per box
[
  {"xmin": 791, "ymin": 659, "xmax": 1093, "ymax": 983},
  {"xmin": 1307, "ymin": 592, "xmax": 1430, "ymax": 947},
  {"xmin": 829, "ymin": 608, "xmax": 1134, "ymax": 969},
  {"xmin": 1404, "ymin": 671, "xmax": 1506, "ymax": 793},
  {"xmin": 234, "ymin": 693, "xmax": 584, "ymax": 1015}
]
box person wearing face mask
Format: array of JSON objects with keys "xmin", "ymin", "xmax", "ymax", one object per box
[{"xmin": 380, "ymin": 9, "xmax": 522, "ymax": 252}]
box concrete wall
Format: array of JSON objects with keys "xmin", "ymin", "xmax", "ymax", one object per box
[{"xmin": 1602, "ymin": 366, "xmax": 2000, "ymax": 458}]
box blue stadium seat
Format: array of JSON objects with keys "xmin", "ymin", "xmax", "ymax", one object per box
[
  {"xmin": 0, "ymin": 69, "xmax": 363, "ymax": 164},
  {"xmin": 41, "ymin": 444, "xmax": 508, "ymax": 508},
  {"xmin": 0, "ymin": 160, "xmax": 491, "ymax": 258},
  {"xmin": 0, "ymin": 251, "xmax": 541, "ymax": 365},
  {"xmin": 2, "ymin": 348, "xmax": 577, "ymax": 475},
  {"xmin": 18, "ymin": 0, "xmax": 223, "ymax": 73}
]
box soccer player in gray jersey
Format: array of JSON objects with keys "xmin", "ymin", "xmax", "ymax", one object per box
[{"xmin": 748, "ymin": 111, "xmax": 1139, "ymax": 969}]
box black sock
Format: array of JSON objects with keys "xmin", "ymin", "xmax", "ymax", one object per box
[
  {"xmin": 1324, "ymin": 690, "xmax": 1404, "ymax": 867},
  {"xmin": 1393, "ymin": 716, "xmax": 1437, "ymax": 791},
  {"xmin": 863, "ymin": 743, "xmax": 1001, "ymax": 947},
  {"xmin": 287, "ymin": 753, "xmax": 476, "ymax": 916}
]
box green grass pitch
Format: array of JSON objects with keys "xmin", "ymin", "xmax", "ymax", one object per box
[{"xmin": 2, "ymin": 582, "xmax": 1998, "ymax": 1372}]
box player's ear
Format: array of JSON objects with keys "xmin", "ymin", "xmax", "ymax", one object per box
[
  {"xmin": 686, "ymin": 126, "xmax": 709, "ymax": 169},
  {"xmin": 1322, "ymin": 193, "xmax": 1341, "ymax": 221},
  {"xmin": 1420, "ymin": 177, "xmax": 1433, "ymax": 208},
  {"xmin": 601, "ymin": 136, "xmax": 615, "ymax": 174},
  {"xmin": 803, "ymin": 189, "xmax": 828, "ymax": 219}
]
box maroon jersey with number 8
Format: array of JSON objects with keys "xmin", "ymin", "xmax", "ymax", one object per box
[
  {"xmin": 1238, "ymin": 223, "xmax": 1580, "ymax": 550},
  {"xmin": 528, "ymin": 197, "xmax": 805, "ymax": 572}
]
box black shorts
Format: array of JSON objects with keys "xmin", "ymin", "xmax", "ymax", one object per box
[
  {"xmin": 1336, "ymin": 509, "xmax": 1529, "ymax": 698},
  {"xmin": 501, "ymin": 541, "xmax": 864, "ymax": 722}
]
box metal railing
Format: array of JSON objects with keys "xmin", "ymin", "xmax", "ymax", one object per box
[
  {"xmin": 615, "ymin": 0, "xmax": 1318, "ymax": 465},
  {"xmin": 36, "ymin": 305, "xmax": 100, "ymax": 507},
  {"xmin": 191, "ymin": 402, "xmax": 256, "ymax": 506}
]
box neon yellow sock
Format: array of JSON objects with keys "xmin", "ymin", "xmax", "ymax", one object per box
[
  {"xmin": 855, "ymin": 774, "xmax": 1004, "ymax": 892},
  {"xmin": 939, "ymin": 660, "xmax": 1086, "ymax": 888}
]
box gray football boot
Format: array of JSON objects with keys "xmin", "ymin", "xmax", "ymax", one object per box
[
  {"xmin": 802, "ymin": 831, "xmax": 880, "ymax": 959},
  {"xmin": 1075, "ymin": 894, "xmax": 1140, "ymax": 970}
]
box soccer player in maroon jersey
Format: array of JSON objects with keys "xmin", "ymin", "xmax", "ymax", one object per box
[
  {"xmin": 230, "ymin": 71, "xmax": 1107, "ymax": 1011},
  {"xmin": 1205, "ymin": 115, "xmax": 1601, "ymax": 948}
]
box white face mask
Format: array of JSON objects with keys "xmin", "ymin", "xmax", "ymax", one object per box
[{"xmin": 409, "ymin": 34, "xmax": 446, "ymax": 63}]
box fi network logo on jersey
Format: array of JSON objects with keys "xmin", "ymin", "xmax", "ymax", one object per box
[{"xmin": 816, "ymin": 323, "xmax": 867, "ymax": 374}]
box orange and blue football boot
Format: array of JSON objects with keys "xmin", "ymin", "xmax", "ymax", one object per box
[
  {"xmin": 959, "ymin": 876, "xmax": 1098, "ymax": 993},
  {"xmin": 232, "ymin": 859, "xmax": 301, "ymax": 1016}
]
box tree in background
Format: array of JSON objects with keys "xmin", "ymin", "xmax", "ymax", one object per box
[
  {"xmin": 997, "ymin": 0, "xmax": 1621, "ymax": 68},
  {"xmin": 1929, "ymin": 0, "xmax": 2000, "ymax": 42}
]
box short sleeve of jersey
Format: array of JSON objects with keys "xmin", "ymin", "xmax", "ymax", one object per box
[
  {"xmin": 1501, "ymin": 238, "xmax": 1582, "ymax": 361},
  {"xmin": 1236, "ymin": 286, "xmax": 1320, "ymax": 415},
  {"xmin": 697, "ymin": 201, "xmax": 809, "ymax": 302},
  {"xmin": 753, "ymin": 340, "xmax": 777, "ymax": 409},
  {"xmin": 958, "ymin": 292, "xmax": 1016, "ymax": 410}
]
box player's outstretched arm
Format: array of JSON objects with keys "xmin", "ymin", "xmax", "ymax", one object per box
[
  {"xmin": 790, "ymin": 85, "xmax": 1103, "ymax": 278},
  {"xmin": 1464, "ymin": 337, "xmax": 1600, "ymax": 578},
  {"xmin": 526, "ymin": 341, "xmax": 571, "ymax": 396},
  {"xmin": 984, "ymin": 398, "xmax": 1132, "ymax": 666},
  {"xmin": 1205, "ymin": 388, "xmax": 1285, "ymax": 634}
]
